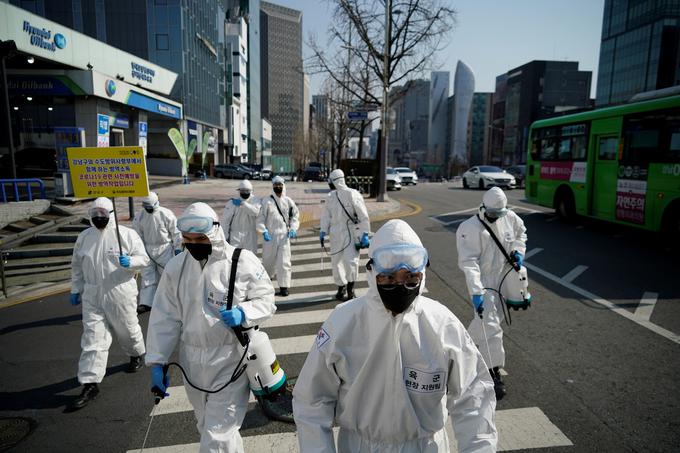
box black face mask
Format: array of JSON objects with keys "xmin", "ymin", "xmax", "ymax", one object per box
[
  {"xmin": 240, "ymin": 192, "xmax": 251, "ymax": 200},
  {"xmin": 377, "ymin": 283, "xmax": 420, "ymax": 315},
  {"xmin": 328, "ymin": 182, "xmax": 336, "ymax": 191},
  {"xmin": 185, "ymin": 242, "xmax": 212, "ymax": 261},
  {"xmin": 144, "ymin": 206, "xmax": 155, "ymax": 213},
  {"xmin": 484, "ymin": 213, "xmax": 499, "ymax": 223},
  {"xmin": 91, "ymin": 216, "xmax": 109, "ymax": 230},
  {"xmin": 273, "ymin": 186, "xmax": 283, "ymax": 195}
]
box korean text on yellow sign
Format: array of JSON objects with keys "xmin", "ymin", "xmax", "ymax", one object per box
[{"xmin": 66, "ymin": 146, "xmax": 149, "ymax": 198}]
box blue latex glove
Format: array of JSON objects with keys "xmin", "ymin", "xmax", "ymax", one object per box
[
  {"xmin": 151, "ymin": 365, "xmax": 169, "ymax": 399},
  {"xmin": 512, "ymin": 251, "xmax": 524, "ymax": 267},
  {"xmin": 219, "ymin": 306, "xmax": 244, "ymax": 327},
  {"xmin": 472, "ymin": 294, "xmax": 484, "ymax": 315},
  {"xmin": 174, "ymin": 249, "xmax": 182, "ymax": 256},
  {"xmin": 320, "ymin": 231, "xmax": 326, "ymax": 248},
  {"xmin": 119, "ymin": 255, "xmax": 131, "ymax": 268},
  {"xmin": 288, "ymin": 229, "xmax": 297, "ymax": 239},
  {"xmin": 263, "ymin": 231, "xmax": 271, "ymax": 242},
  {"xmin": 70, "ymin": 293, "xmax": 81, "ymax": 306},
  {"xmin": 232, "ymin": 198, "xmax": 242, "ymax": 206},
  {"xmin": 360, "ymin": 232, "xmax": 370, "ymax": 248}
]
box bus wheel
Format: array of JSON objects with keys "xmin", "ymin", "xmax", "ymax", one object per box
[{"xmin": 555, "ymin": 188, "xmax": 575, "ymax": 221}]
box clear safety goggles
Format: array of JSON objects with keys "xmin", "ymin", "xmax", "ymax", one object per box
[
  {"xmin": 88, "ymin": 207, "xmax": 111, "ymax": 218},
  {"xmin": 177, "ymin": 215, "xmax": 219, "ymax": 233},
  {"xmin": 485, "ymin": 207, "xmax": 508, "ymax": 218},
  {"xmin": 376, "ymin": 270, "xmax": 423, "ymax": 290},
  {"xmin": 370, "ymin": 244, "xmax": 429, "ymax": 275},
  {"xmin": 142, "ymin": 201, "xmax": 158, "ymax": 208}
]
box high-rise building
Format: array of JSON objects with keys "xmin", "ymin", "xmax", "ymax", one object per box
[
  {"xmin": 428, "ymin": 71, "xmax": 450, "ymax": 169},
  {"xmin": 226, "ymin": 17, "xmax": 249, "ymax": 163},
  {"xmin": 489, "ymin": 74, "xmax": 507, "ymax": 166},
  {"xmin": 303, "ymin": 73, "xmax": 310, "ymax": 143},
  {"xmin": 596, "ymin": 0, "xmax": 680, "ymax": 106},
  {"xmin": 467, "ymin": 93, "xmax": 493, "ymax": 166},
  {"xmin": 312, "ymin": 95, "xmax": 329, "ymax": 126},
  {"xmin": 495, "ymin": 60, "xmax": 592, "ymax": 165},
  {"xmin": 260, "ymin": 1, "xmax": 303, "ymax": 173},
  {"xmin": 450, "ymin": 61, "xmax": 475, "ymax": 173},
  {"xmin": 388, "ymin": 79, "xmax": 430, "ymax": 167}
]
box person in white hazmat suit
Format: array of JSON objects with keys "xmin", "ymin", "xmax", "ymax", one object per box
[
  {"xmin": 145, "ymin": 202, "xmax": 275, "ymax": 453},
  {"xmin": 132, "ymin": 192, "xmax": 182, "ymax": 314},
  {"xmin": 293, "ymin": 219, "xmax": 498, "ymax": 453},
  {"xmin": 456, "ymin": 187, "xmax": 527, "ymax": 401},
  {"xmin": 320, "ymin": 169, "xmax": 371, "ymax": 301},
  {"xmin": 221, "ymin": 179, "xmax": 260, "ymax": 253},
  {"xmin": 256, "ymin": 176, "xmax": 300, "ymax": 297},
  {"xmin": 67, "ymin": 197, "xmax": 149, "ymax": 412}
]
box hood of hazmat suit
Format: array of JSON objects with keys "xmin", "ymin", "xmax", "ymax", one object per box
[
  {"xmin": 146, "ymin": 202, "xmax": 276, "ymax": 390},
  {"xmin": 133, "ymin": 194, "xmax": 181, "ymax": 266},
  {"xmin": 293, "ymin": 219, "xmax": 497, "ymax": 453}
]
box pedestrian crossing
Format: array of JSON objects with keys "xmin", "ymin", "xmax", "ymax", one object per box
[{"xmin": 130, "ymin": 230, "xmax": 572, "ymax": 452}]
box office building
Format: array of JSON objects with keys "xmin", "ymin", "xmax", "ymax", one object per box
[
  {"xmin": 226, "ymin": 16, "xmax": 249, "ymax": 163},
  {"xmin": 260, "ymin": 1, "xmax": 303, "ymax": 173},
  {"xmin": 388, "ymin": 79, "xmax": 430, "ymax": 167},
  {"xmin": 596, "ymin": 0, "xmax": 680, "ymax": 106},
  {"xmin": 7, "ymin": 0, "xmax": 234, "ymax": 174},
  {"xmin": 495, "ymin": 60, "xmax": 591, "ymax": 165},
  {"xmin": 450, "ymin": 61, "xmax": 474, "ymax": 173},
  {"xmin": 467, "ymin": 93, "xmax": 493, "ymax": 166},
  {"xmin": 428, "ymin": 71, "xmax": 450, "ymax": 169},
  {"xmin": 0, "ymin": 1, "xmax": 181, "ymax": 192}
]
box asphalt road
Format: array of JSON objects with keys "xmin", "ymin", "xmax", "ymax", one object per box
[{"xmin": 0, "ymin": 182, "xmax": 678, "ymax": 452}]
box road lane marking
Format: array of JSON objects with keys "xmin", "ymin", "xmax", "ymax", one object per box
[
  {"xmin": 524, "ymin": 248, "xmax": 543, "ymax": 259},
  {"xmin": 546, "ymin": 216, "xmax": 558, "ymax": 222},
  {"xmin": 262, "ymin": 309, "xmax": 333, "ymax": 328},
  {"xmin": 289, "ymin": 249, "xmax": 368, "ymax": 261},
  {"xmin": 633, "ymin": 292, "xmax": 658, "ymax": 322},
  {"xmin": 525, "ymin": 262, "xmax": 680, "ymax": 345},
  {"xmin": 136, "ymin": 406, "xmax": 570, "ymax": 452},
  {"xmin": 507, "ymin": 204, "xmax": 545, "ymax": 214},
  {"xmin": 562, "ymin": 265, "xmax": 588, "ymax": 283},
  {"xmin": 289, "ymin": 259, "xmax": 368, "ymax": 274}
]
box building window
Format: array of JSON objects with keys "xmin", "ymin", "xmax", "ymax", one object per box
[{"xmin": 156, "ymin": 34, "xmax": 169, "ymax": 50}]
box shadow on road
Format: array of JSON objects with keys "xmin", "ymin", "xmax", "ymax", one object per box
[
  {"xmin": 0, "ymin": 363, "xmax": 128, "ymax": 411},
  {"xmin": 0, "ymin": 314, "xmax": 82, "ymax": 336}
]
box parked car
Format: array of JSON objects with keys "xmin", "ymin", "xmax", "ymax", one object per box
[
  {"xmin": 394, "ymin": 167, "xmax": 418, "ymax": 185},
  {"xmin": 386, "ymin": 167, "xmax": 402, "ymax": 191},
  {"xmin": 462, "ymin": 166, "xmax": 515, "ymax": 189},
  {"xmin": 505, "ymin": 165, "xmax": 526, "ymax": 188},
  {"xmin": 213, "ymin": 164, "xmax": 260, "ymax": 179},
  {"xmin": 260, "ymin": 169, "xmax": 273, "ymax": 180},
  {"xmin": 302, "ymin": 166, "xmax": 326, "ymax": 181}
]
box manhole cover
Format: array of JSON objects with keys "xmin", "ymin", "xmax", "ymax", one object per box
[{"xmin": 0, "ymin": 417, "xmax": 36, "ymax": 451}]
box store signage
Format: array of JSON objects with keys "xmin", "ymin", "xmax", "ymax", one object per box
[
  {"xmin": 126, "ymin": 92, "xmax": 181, "ymax": 119},
  {"xmin": 23, "ymin": 20, "xmax": 66, "ymax": 52},
  {"xmin": 105, "ymin": 79, "xmax": 117, "ymax": 97},
  {"xmin": 131, "ymin": 62, "xmax": 155, "ymax": 83}
]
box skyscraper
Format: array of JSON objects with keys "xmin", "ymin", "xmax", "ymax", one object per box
[
  {"xmin": 428, "ymin": 71, "xmax": 450, "ymax": 168},
  {"xmin": 260, "ymin": 1, "xmax": 303, "ymax": 173},
  {"xmin": 451, "ymin": 61, "xmax": 475, "ymax": 172},
  {"xmin": 596, "ymin": 0, "xmax": 680, "ymax": 106}
]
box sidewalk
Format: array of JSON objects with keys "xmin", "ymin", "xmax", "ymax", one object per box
[{"xmin": 63, "ymin": 177, "xmax": 402, "ymax": 228}]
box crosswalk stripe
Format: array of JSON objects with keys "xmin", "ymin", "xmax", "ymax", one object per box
[
  {"xmin": 289, "ymin": 249, "xmax": 368, "ymax": 262},
  {"xmin": 271, "ymin": 334, "xmax": 316, "ymax": 355},
  {"xmin": 285, "ymin": 259, "xmax": 368, "ymax": 274},
  {"xmin": 134, "ymin": 406, "xmax": 571, "ymax": 452},
  {"xmin": 275, "ymin": 288, "xmax": 368, "ymax": 305},
  {"xmin": 273, "ymin": 273, "xmax": 367, "ymax": 288},
  {"xmin": 258, "ymin": 242, "xmax": 326, "ymax": 253},
  {"xmin": 262, "ymin": 309, "xmax": 333, "ymax": 328}
]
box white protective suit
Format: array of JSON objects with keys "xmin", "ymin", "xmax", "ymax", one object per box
[
  {"xmin": 321, "ymin": 169, "xmax": 370, "ymax": 286},
  {"xmin": 146, "ymin": 202, "xmax": 276, "ymax": 453},
  {"xmin": 132, "ymin": 192, "xmax": 182, "ymax": 307},
  {"xmin": 293, "ymin": 219, "xmax": 498, "ymax": 453},
  {"xmin": 456, "ymin": 188, "xmax": 527, "ymax": 369},
  {"xmin": 256, "ymin": 178, "xmax": 300, "ymax": 288},
  {"xmin": 221, "ymin": 180, "xmax": 261, "ymax": 253},
  {"xmin": 71, "ymin": 197, "xmax": 149, "ymax": 384}
]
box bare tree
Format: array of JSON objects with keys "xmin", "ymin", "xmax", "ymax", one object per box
[{"xmin": 308, "ymin": 0, "xmax": 456, "ymax": 108}]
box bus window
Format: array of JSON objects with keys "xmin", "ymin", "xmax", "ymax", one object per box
[
  {"xmin": 624, "ymin": 128, "xmax": 660, "ymax": 163},
  {"xmin": 598, "ymin": 137, "xmax": 618, "ymax": 160},
  {"xmin": 558, "ymin": 139, "xmax": 571, "ymax": 160},
  {"xmin": 540, "ymin": 139, "xmax": 557, "ymax": 160},
  {"xmin": 571, "ymin": 135, "xmax": 588, "ymax": 160}
]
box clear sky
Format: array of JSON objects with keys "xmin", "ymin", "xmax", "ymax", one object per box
[{"xmin": 273, "ymin": 0, "xmax": 605, "ymax": 98}]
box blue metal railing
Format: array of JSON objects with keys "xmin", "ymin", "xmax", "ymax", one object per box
[{"xmin": 0, "ymin": 178, "xmax": 46, "ymax": 203}]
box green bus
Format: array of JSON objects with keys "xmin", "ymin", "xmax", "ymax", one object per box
[{"xmin": 525, "ymin": 92, "xmax": 680, "ymax": 235}]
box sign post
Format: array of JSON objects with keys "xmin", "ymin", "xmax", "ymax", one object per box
[
  {"xmin": 66, "ymin": 146, "xmax": 150, "ymax": 254},
  {"xmin": 347, "ymin": 111, "xmax": 368, "ymax": 121}
]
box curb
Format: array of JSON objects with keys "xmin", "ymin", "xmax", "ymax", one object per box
[{"xmin": 0, "ymin": 282, "xmax": 71, "ymax": 309}]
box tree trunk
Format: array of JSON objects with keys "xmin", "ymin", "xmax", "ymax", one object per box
[{"xmin": 357, "ymin": 120, "xmax": 366, "ymax": 159}]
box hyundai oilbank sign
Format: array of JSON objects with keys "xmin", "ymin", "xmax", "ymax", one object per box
[
  {"xmin": 22, "ymin": 20, "xmax": 66, "ymax": 52},
  {"xmin": 105, "ymin": 79, "xmax": 117, "ymax": 97}
]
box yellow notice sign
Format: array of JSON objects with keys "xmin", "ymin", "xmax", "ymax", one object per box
[{"xmin": 66, "ymin": 146, "xmax": 149, "ymax": 198}]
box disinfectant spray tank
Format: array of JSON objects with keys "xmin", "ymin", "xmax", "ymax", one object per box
[
  {"xmin": 500, "ymin": 264, "xmax": 531, "ymax": 310},
  {"xmin": 237, "ymin": 327, "xmax": 287, "ymax": 398}
]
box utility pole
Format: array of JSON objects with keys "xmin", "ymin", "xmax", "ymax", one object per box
[{"xmin": 376, "ymin": 0, "xmax": 391, "ymax": 202}]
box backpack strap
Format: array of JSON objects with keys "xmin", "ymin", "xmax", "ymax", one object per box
[
  {"xmin": 270, "ymin": 195, "xmax": 290, "ymax": 229},
  {"xmin": 336, "ymin": 192, "xmax": 358, "ymax": 225},
  {"xmin": 227, "ymin": 247, "xmax": 249, "ymax": 346},
  {"xmin": 476, "ymin": 214, "xmax": 518, "ymax": 270}
]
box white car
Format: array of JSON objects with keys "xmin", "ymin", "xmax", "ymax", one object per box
[
  {"xmin": 462, "ymin": 166, "xmax": 516, "ymax": 190},
  {"xmin": 386, "ymin": 167, "xmax": 402, "ymax": 191},
  {"xmin": 394, "ymin": 167, "xmax": 418, "ymax": 185}
]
